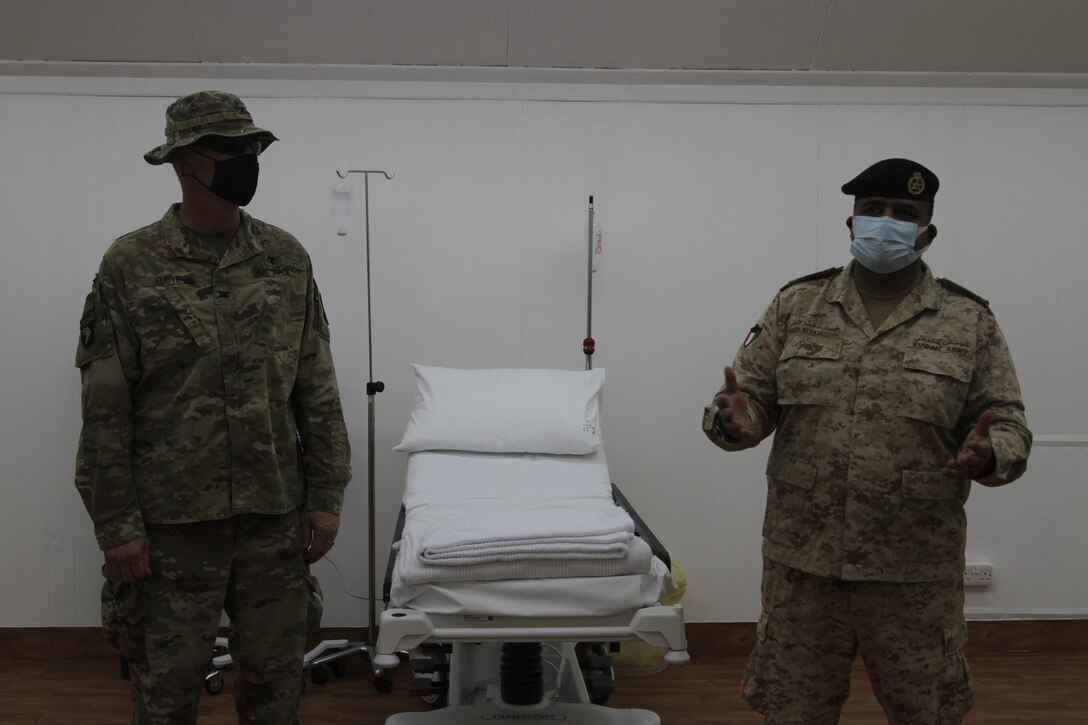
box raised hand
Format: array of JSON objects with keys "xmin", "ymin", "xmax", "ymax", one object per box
[
  {"xmin": 712, "ymin": 366, "xmax": 754, "ymax": 441},
  {"xmin": 940, "ymin": 409, "xmax": 995, "ymax": 480}
]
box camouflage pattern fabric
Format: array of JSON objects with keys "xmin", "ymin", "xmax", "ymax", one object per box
[
  {"xmin": 75, "ymin": 205, "xmax": 351, "ymax": 551},
  {"xmin": 143, "ymin": 90, "xmax": 278, "ymax": 165},
  {"xmin": 103, "ymin": 511, "xmax": 316, "ymax": 724},
  {"xmin": 705, "ymin": 262, "xmax": 1031, "ymax": 582},
  {"xmin": 741, "ymin": 560, "xmax": 973, "ymax": 724}
]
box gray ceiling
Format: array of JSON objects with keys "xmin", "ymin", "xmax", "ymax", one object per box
[{"xmin": 2, "ymin": 0, "xmax": 1087, "ymax": 78}]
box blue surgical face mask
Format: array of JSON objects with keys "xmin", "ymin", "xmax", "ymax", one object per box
[{"xmin": 850, "ymin": 215, "xmax": 929, "ymax": 274}]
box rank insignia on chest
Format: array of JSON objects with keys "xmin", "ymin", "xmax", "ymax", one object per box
[{"xmin": 743, "ymin": 324, "xmax": 762, "ymax": 348}]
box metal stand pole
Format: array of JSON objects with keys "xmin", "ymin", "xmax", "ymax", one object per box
[
  {"xmin": 364, "ymin": 170, "xmax": 381, "ymax": 642},
  {"xmin": 341, "ymin": 168, "xmax": 393, "ymax": 645},
  {"xmin": 303, "ymin": 169, "xmax": 394, "ymax": 693},
  {"xmin": 584, "ymin": 196, "xmax": 596, "ymax": 370}
]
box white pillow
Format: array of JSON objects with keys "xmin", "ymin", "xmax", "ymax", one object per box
[{"xmin": 394, "ymin": 365, "xmax": 605, "ymax": 454}]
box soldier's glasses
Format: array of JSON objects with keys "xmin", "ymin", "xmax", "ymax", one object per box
[{"xmin": 196, "ymin": 136, "xmax": 262, "ymax": 156}]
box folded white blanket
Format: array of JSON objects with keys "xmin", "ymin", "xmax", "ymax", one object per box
[
  {"xmin": 420, "ymin": 503, "xmax": 635, "ymax": 564},
  {"xmin": 395, "ymin": 502, "xmax": 654, "ymax": 585}
]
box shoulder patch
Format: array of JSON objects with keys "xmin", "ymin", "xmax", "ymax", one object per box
[
  {"xmin": 937, "ymin": 278, "xmax": 990, "ymax": 309},
  {"xmin": 780, "ymin": 266, "xmax": 843, "ymax": 291}
]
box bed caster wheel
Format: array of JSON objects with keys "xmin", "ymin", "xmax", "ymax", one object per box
[
  {"xmin": 586, "ymin": 673, "xmax": 614, "ymax": 705},
  {"xmin": 331, "ymin": 660, "xmax": 347, "ymax": 678},
  {"xmin": 579, "ymin": 643, "xmax": 615, "ymax": 706},
  {"xmin": 204, "ymin": 674, "xmax": 225, "ymax": 695},
  {"xmin": 409, "ymin": 644, "xmax": 449, "ymax": 707},
  {"xmin": 120, "ymin": 656, "xmax": 131, "ymax": 681},
  {"xmin": 374, "ymin": 673, "xmax": 394, "ymax": 692},
  {"xmin": 310, "ymin": 665, "xmax": 329, "ymax": 685}
]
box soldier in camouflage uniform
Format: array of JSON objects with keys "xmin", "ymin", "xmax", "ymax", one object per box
[
  {"xmin": 703, "ymin": 158, "xmax": 1031, "ymax": 724},
  {"xmin": 75, "ymin": 91, "xmax": 352, "ymax": 724}
]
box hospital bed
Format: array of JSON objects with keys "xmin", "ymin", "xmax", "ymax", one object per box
[{"xmin": 372, "ymin": 365, "xmax": 689, "ymax": 724}]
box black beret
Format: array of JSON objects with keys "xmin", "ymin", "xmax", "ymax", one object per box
[{"xmin": 841, "ymin": 158, "xmax": 939, "ymax": 203}]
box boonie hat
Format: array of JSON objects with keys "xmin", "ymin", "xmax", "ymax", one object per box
[
  {"xmin": 144, "ymin": 90, "xmax": 277, "ymax": 165},
  {"xmin": 841, "ymin": 158, "xmax": 939, "ymax": 203}
]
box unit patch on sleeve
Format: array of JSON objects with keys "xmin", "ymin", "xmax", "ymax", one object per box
[{"xmin": 743, "ymin": 324, "xmax": 762, "ymax": 348}]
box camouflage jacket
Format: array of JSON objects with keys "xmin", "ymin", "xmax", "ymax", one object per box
[
  {"xmin": 75, "ymin": 206, "xmax": 352, "ymax": 551},
  {"xmin": 705, "ymin": 263, "xmax": 1031, "ymax": 582}
]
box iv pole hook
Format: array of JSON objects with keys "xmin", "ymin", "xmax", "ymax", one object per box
[{"xmin": 337, "ymin": 169, "xmax": 395, "ymax": 180}]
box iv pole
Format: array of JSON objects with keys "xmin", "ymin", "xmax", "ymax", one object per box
[
  {"xmin": 305, "ymin": 168, "xmax": 395, "ymax": 691},
  {"xmin": 584, "ymin": 196, "xmax": 596, "ymax": 370},
  {"xmin": 341, "ymin": 168, "xmax": 394, "ymax": 647}
]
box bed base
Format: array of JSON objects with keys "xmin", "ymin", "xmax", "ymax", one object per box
[
  {"xmin": 378, "ymin": 606, "xmax": 687, "ymax": 724},
  {"xmin": 385, "ymin": 641, "xmax": 662, "ymax": 724}
]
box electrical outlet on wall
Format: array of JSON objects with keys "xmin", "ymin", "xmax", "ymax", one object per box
[{"xmin": 964, "ymin": 563, "xmax": 994, "ymax": 587}]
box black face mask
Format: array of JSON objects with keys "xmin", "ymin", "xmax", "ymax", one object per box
[{"xmin": 190, "ymin": 149, "xmax": 260, "ymax": 207}]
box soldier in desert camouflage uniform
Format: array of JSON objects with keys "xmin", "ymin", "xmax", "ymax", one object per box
[
  {"xmin": 703, "ymin": 158, "xmax": 1031, "ymax": 724},
  {"xmin": 75, "ymin": 91, "xmax": 352, "ymax": 724}
]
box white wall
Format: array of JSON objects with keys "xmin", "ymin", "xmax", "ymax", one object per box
[{"xmin": 1, "ymin": 77, "xmax": 1085, "ymax": 627}]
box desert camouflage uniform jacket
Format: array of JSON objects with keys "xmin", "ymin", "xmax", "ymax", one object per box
[
  {"xmin": 76, "ymin": 205, "xmax": 352, "ymax": 551},
  {"xmin": 705, "ymin": 262, "xmax": 1031, "ymax": 582}
]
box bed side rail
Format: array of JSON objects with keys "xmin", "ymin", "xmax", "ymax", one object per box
[
  {"xmin": 611, "ymin": 483, "xmax": 671, "ymax": 572},
  {"xmin": 382, "ymin": 505, "xmax": 407, "ymax": 604}
]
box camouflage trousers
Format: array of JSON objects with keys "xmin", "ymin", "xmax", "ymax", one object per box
[
  {"xmin": 102, "ymin": 511, "xmax": 320, "ymax": 725},
  {"xmin": 741, "ymin": 560, "xmax": 973, "ymax": 725}
]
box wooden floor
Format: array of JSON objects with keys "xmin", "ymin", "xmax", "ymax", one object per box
[{"xmin": 1, "ymin": 650, "xmax": 1084, "ymax": 723}]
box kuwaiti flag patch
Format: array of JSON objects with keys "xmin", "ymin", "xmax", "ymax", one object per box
[{"xmin": 743, "ymin": 324, "xmax": 762, "ymax": 347}]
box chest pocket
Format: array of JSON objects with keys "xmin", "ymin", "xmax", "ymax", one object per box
[
  {"xmin": 898, "ymin": 348, "xmax": 972, "ymax": 429},
  {"xmin": 127, "ymin": 283, "xmax": 216, "ymax": 357},
  {"xmin": 776, "ymin": 336, "xmax": 843, "ymax": 407},
  {"xmin": 234, "ymin": 277, "xmax": 305, "ymax": 366},
  {"xmin": 162, "ymin": 287, "xmax": 216, "ymax": 352}
]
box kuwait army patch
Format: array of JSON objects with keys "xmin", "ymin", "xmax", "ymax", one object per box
[{"xmin": 743, "ymin": 324, "xmax": 762, "ymax": 347}]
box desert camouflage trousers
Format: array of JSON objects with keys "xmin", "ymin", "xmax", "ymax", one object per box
[
  {"xmin": 742, "ymin": 560, "xmax": 973, "ymax": 725},
  {"xmin": 102, "ymin": 511, "xmax": 320, "ymax": 725}
]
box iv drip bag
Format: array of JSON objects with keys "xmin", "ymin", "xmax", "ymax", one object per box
[{"xmin": 331, "ymin": 179, "xmax": 353, "ymax": 236}]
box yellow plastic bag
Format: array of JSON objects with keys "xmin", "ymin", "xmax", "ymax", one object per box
[{"xmin": 612, "ymin": 560, "xmax": 686, "ymax": 676}]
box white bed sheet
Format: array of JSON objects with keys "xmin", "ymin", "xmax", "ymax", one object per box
[{"xmin": 389, "ymin": 449, "xmax": 674, "ymax": 617}]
